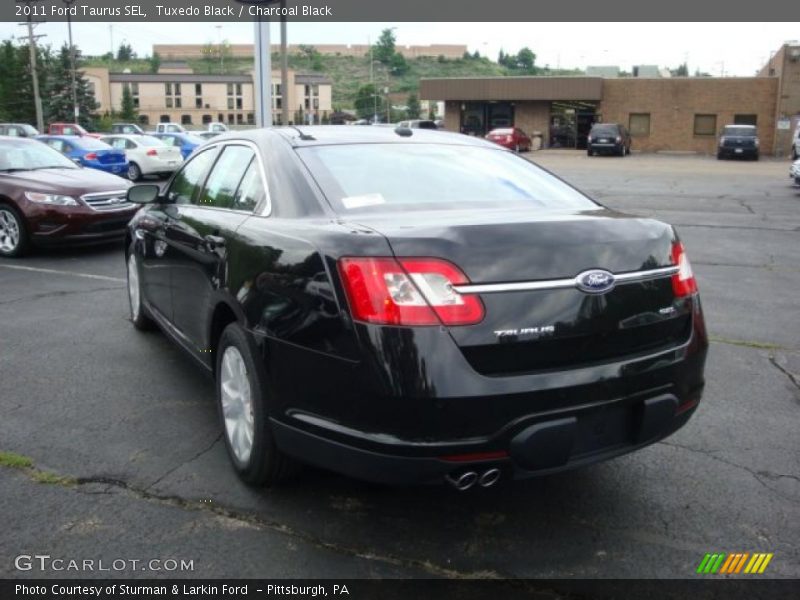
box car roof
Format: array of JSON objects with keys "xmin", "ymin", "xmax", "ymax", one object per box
[
  {"xmin": 264, "ymin": 125, "xmax": 497, "ymax": 149},
  {"xmin": 723, "ymin": 124, "xmax": 756, "ymax": 128}
]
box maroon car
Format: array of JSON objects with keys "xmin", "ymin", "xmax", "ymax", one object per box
[
  {"xmin": 0, "ymin": 137, "xmax": 135, "ymax": 257},
  {"xmin": 486, "ymin": 127, "xmax": 532, "ymax": 152}
]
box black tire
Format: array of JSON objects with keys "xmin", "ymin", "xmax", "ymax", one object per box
[
  {"xmin": 792, "ymin": 147, "xmax": 798, "ymax": 160},
  {"xmin": 216, "ymin": 322, "xmax": 297, "ymax": 486},
  {"xmin": 587, "ymin": 149, "xmax": 593, "ymax": 157},
  {"xmin": 717, "ymin": 152, "xmax": 724, "ymax": 160},
  {"xmin": 126, "ymin": 246, "xmax": 156, "ymax": 330},
  {"xmin": 0, "ymin": 203, "xmax": 29, "ymax": 258},
  {"xmin": 127, "ymin": 162, "xmax": 142, "ymax": 181}
]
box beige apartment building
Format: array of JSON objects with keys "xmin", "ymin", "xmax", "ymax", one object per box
[{"xmin": 84, "ymin": 63, "xmax": 333, "ymax": 128}]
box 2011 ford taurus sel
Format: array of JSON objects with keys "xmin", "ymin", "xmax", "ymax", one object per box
[{"xmin": 125, "ymin": 126, "xmax": 708, "ymax": 489}]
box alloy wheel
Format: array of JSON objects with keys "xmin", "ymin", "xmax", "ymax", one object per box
[
  {"xmin": 0, "ymin": 208, "xmax": 20, "ymax": 254},
  {"xmin": 220, "ymin": 346, "xmax": 255, "ymax": 464}
]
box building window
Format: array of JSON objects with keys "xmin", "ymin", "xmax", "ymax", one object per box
[
  {"xmin": 227, "ymin": 113, "xmax": 235, "ymax": 125},
  {"xmin": 628, "ymin": 113, "xmax": 651, "ymax": 136},
  {"xmin": 181, "ymin": 115, "xmax": 192, "ymax": 125},
  {"xmin": 247, "ymin": 113, "xmax": 255, "ymax": 125},
  {"xmin": 160, "ymin": 115, "xmax": 170, "ymax": 123},
  {"xmin": 694, "ymin": 114, "xmax": 717, "ymax": 136},
  {"xmin": 165, "ymin": 82, "xmax": 181, "ymax": 109},
  {"xmin": 237, "ymin": 113, "xmax": 244, "ymax": 125},
  {"xmin": 196, "ymin": 97, "xmax": 203, "ymax": 109},
  {"xmin": 227, "ymin": 83, "xmax": 243, "ymax": 112},
  {"xmin": 227, "ymin": 98, "xmax": 234, "ymax": 110},
  {"xmin": 236, "ymin": 98, "xmax": 243, "ymax": 109},
  {"xmin": 202, "ymin": 114, "xmax": 212, "ymax": 125},
  {"xmin": 138, "ymin": 115, "xmax": 149, "ymax": 126},
  {"xmin": 734, "ymin": 114, "xmax": 757, "ymax": 126},
  {"xmin": 195, "ymin": 84, "xmax": 202, "ymax": 96}
]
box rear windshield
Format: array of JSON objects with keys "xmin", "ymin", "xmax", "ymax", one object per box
[
  {"xmin": 722, "ymin": 126, "xmax": 757, "ymax": 137},
  {"xmin": 489, "ymin": 129, "xmax": 513, "ymax": 135},
  {"xmin": 137, "ymin": 135, "xmax": 165, "ymax": 147},
  {"xmin": 77, "ymin": 137, "xmax": 112, "ymax": 149},
  {"xmin": 298, "ymin": 143, "xmax": 599, "ymax": 214},
  {"xmin": 590, "ymin": 124, "xmax": 619, "ymax": 135}
]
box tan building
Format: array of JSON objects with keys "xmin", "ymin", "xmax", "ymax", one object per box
[
  {"xmin": 421, "ymin": 43, "xmax": 800, "ymax": 156},
  {"xmin": 153, "ymin": 43, "xmax": 468, "ymax": 60},
  {"xmin": 84, "ymin": 64, "xmax": 333, "ymax": 128}
]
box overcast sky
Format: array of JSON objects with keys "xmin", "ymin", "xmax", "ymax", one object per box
[{"xmin": 0, "ymin": 21, "xmax": 798, "ymax": 76}]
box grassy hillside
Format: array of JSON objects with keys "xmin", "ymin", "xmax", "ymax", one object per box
[{"xmin": 84, "ymin": 53, "xmax": 583, "ymax": 109}]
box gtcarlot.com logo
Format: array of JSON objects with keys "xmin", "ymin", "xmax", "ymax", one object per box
[
  {"xmin": 14, "ymin": 555, "xmax": 194, "ymax": 572},
  {"xmin": 696, "ymin": 552, "xmax": 774, "ymax": 575}
]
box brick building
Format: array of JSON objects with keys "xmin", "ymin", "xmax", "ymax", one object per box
[{"xmin": 421, "ymin": 43, "xmax": 800, "ymax": 156}]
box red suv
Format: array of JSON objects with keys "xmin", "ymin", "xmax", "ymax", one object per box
[
  {"xmin": 485, "ymin": 127, "xmax": 532, "ymax": 152},
  {"xmin": 0, "ymin": 137, "xmax": 134, "ymax": 257},
  {"xmin": 47, "ymin": 122, "xmax": 102, "ymax": 139}
]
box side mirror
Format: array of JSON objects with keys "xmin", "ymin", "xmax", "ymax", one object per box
[{"xmin": 127, "ymin": 184, "xmax": 161, "ymax": 205}]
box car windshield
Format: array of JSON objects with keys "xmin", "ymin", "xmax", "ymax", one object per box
[
  {"xmin": 298, "ymin": 143, "xmax": 599, "ymax": 214},
  {"xmin": 723, "ymin": 126, "xmax": 757, "ymax": 137},
  {"xmin": 0, "ymin": 140, "xmax": 78, "ymax": 171}
]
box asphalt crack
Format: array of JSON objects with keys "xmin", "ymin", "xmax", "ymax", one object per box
[
  {"xmin": 146, "ymin": 433, "xmax": 223, "ymax": 491},
  {"xmin": 658, "ymin": 441, "xmax": 799, "ymax": 503},
  {"xmin": 769, "ymin": 355, "xmax": 800, "ymax": 392},
  {"xmin": 0, "ymin": 286, "xmax": 124, "ymax": 307}
]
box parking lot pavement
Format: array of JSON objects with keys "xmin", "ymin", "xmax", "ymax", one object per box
[{"xmin": 1, "ymin": 152, "xmax": 798, "ymax": 579}]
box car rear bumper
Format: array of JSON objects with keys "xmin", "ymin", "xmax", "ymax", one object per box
[
  {"xmin": 265, "ymin": 303, "xmax": 708, "ymax": 485},
  {"xmin": 718, "ymin": 147, "xmax": 758, "ymax": 158},
  {"xmin": 589, "ymin": 143, "xmax": 624, "ymax": 153}
]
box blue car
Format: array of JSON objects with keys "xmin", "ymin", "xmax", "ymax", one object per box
[
  {"xmin": 151, "ymin": 132, "xmax": 206, "ymax": 160},
  {"xmin": 37, "ymin": 135, "xmax": 128, "ymax": 176}
]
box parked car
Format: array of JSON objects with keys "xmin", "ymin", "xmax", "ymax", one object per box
[
  {"xmin": 0, "ymin": 137, "xmax": 134, "ymax": 257},
  {"xmin": 38, "ymin": 135, "xmax": 129, "ymax": 177},
  {"xmin": 124, "ymin": 126, "xmax": 707, "ymax": 488},
  {"xmin": 791, "ymin": 125, "xmax": 799, "ymax": 160},
  {"xmin": 197, "ymin": 131, "xmax": 220, "ymax": 141},
  {"xmin": 485, "ymin": 127, "xmax": 532, "ymax": 152},
  {"xmin": 397, "ymin": 119, "xmax": 439, "ymax": 130},
  {"xmin": 208, "ymin": 122, "xmax": 229, "ymax": 134},
  {"xmin": 717, "ymin": 125, "xmax": 759, "ymax": 160},
  {"xmin": 587, "ymin": 123, "xmax": 631, "ymax": 156},
  {"xmin": 0, "ymin": 123, "xmax": 39, "ymax": 138},
  {"xmin": 790, "ymin": 158, "xmax": 800, "ymax": 185},
  {"xmin": 47, "ymin": 122, "xmax": 102, "ymax": 138},
  {"xmin": 154, "ymin": 123, "xmax": 187, "ymax": 134},
  {"xmin": 99, "ymin": 134, "xmax": 184, "ymax": 181},
  {"xmin": 111, "ymin": 123, "xmax": 146, "ymax": 135},
  {"xmin": 151, "ymin": 132, "xmax": 205, "ymax": 159}
]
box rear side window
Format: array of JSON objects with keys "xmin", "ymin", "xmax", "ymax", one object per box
[
  {"xmin": 233, "ymin": 160, "xmax": 266, "ymax": 212},
  {"xmin": 197, "ymin": 145, "xmax": 255, "ymax": 208},
  {"xmin": 168, "ymin": 147, "xmax": 218, "ymax": 204},
  {"xmin": 298, "ymin": 144, "xmax": 598, "ymax": 214}
]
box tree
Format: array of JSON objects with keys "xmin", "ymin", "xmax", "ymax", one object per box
[
  {"xmin": 120, "ymin": 84, "xmax": 137, "ymax": 121},
  {"xmin": 515, "ymin": 47, "xmax": 536, "ymax": 72},
  {"xmin": 389, "ymin": 52, "xmax": 408, "ymax": 74},
  {"xmin": 498, "ymin": 49, "xmax": 506, "ymax": 66},
  {"xmin": 354, "ymin": 83, "xmax": 379, "ymax": 119},
  {"xmin": 670, "ymin": 63, "xmax": 688, "ymax": 76},
  {"xmin": 116, "ymin": 43, "xmax": 135, "ymax": 62},
  {"xmin": 46, "ymin": 44, "xmax": 98, "ymax": 127},
  {"xmin": 373, "ymin": 28, "xmax": 396, "ymax": 64},
  {"xmin": 406, "ymin": 93, "xmax": 421, "ymax": 119},
  {"xmin": 148, "ymin": 52, "xmax": 161, "ymax": 74}
]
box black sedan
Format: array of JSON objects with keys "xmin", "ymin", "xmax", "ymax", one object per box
[{"xmin": 125, "ymin": 126, "xmax": 708, "ymax": 489}]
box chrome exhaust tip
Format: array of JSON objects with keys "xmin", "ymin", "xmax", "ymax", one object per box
[
  {"xmin": 479, "ymin": 468, "xmax": 501, "ymax": 488},
  {"xmin": 445, "ymin": 471, "xmax": 478, "ymax": 491}
]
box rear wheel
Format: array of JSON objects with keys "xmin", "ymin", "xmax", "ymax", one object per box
[
  {"xmin": 127, "ymin": 162, "xmax": 142, "ymax": 181},
  {"xmin": 587, "ymin": 149, "xmax": 593, "ymax": 157},
  {"xmin": 217, "ymin": 323, "xmax": 297, "ymax": 487},
  {"xmin": 0, "ymin": 204, "xmax": 28, "ymax": 258}
]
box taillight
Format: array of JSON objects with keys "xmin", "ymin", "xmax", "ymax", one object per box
[
  {"xmin": 338, "ymin": 257, "xmax": 484, "ymax": 326},
  {"xmin": 671, "ymin": 242, "xmax": 698, "ymax": 297},
  {"xmin": 84, "ymin": 152, "xmax": 98, "ymax": 160},
  {"xmin": 146, "ymin": 148, "xmax": 158, "ymax": 156},
  {"xmin": 615, "ymin": 135, "xmax": 622, "ymax": 143},
  {"xmin": 505, "ymin": 135, "xmax": 513, "ymax": 143}
]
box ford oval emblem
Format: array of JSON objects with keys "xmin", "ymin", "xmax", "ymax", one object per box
[{"xmin": 575, "ymin": 269, "xmax": 616, "ymax": 294}]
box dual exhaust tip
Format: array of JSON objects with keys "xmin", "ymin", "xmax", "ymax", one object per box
[{"xmin": 445, "ymin": 468, "xmax": 501, "ymax": 491}]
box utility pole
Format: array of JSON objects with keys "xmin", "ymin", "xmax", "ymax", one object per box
[
  {"xmin": 369, "ymin": 37, "xmax": 377, "ymax": 123},
  {"xmin": 17, "ymin": 0, "xmax": 46, "ymax": 132},
  {"xmin": 280, "ymin": 0, "xmax": 289, "ymax": 126},
  {"xmin": 62, "ymin": 0, "xmax": 79, "ymax": 121},
  {"xmin": 109, "ymin": 25, "xmax": 114, "ymax": 58},
  {"xmin": 252, "ymin": 16, "xmax": 272, "ymax": 127},
  {"xmin": 216, "ymin": 26, "xmax": 224, "ymax": 73}
]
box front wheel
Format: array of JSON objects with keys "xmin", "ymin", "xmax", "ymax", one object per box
[
  {"xmin": 217, "ymin": 323, "xmax": 297, "ymax": 486},
  {"xmin": 0, "ymin": 204, "xmax": 28, "ymax": 258},
  {"xmin": 127, "ymin": 249, "xmax": 155, "ymax": 330}
]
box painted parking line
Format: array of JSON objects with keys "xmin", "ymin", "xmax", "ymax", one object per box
[{"xmin": 0, "ymin": 264, "xmax": 125, "ymax": 283}]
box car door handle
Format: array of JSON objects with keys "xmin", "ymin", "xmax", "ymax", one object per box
[{"xmin": 203, "ymin": 235, "xmax": 226, "ymax": 250}]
